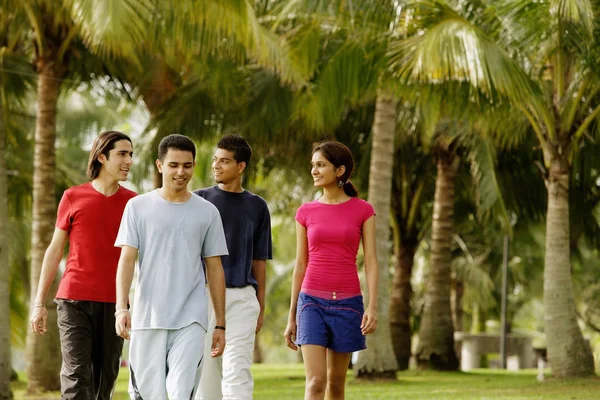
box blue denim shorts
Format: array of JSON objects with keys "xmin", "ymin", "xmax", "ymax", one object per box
[{"xmin": 296, "ymin": 292, "xmax": 366, "ymax": 353}]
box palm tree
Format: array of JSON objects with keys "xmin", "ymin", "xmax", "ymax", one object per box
[
  {"xmin": 390, "ymin": 0, "xmax": 598, "ymax": 377},
  {"xmin": 353, "ymin": 92, "xmax": 399, "ymax": 378},
  {"xmin": 0, "ymin": 74, "xmax": 12, "ymax": 400},
  {"xmin": 0, "ymin": 29, "xmax": 36, "ymax": 397},
  {"xmin": 6, "ymin": 1, "xmax": 157, "ymax": 391},
  {"xmin": 415, "ymin": 136, "xmax": 461, "ymax": 370}
]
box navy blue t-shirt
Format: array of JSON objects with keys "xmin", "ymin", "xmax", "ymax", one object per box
[{"xmin": 193, "ymin": 186, "xmax": 272, "ymax": 290}]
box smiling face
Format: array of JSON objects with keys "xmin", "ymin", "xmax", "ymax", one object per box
[
  {"xmin": 212, "ymin": 148, "xmax": 245, "ymax": 185},
  {"xmin": 311, "ymin": 150, "xmax": 345, "ymax": 188},
  {"xmin": 97, "ymin": 139, "xmax": 133, "ymax": 182},
  {"xmin": 156, "ymin": 148, "xmax": 196, "ymax": 193}
]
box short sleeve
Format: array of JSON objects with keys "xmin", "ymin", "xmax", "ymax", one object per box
[
  {"xmin": 114, "ymin": 201, "xmax": 139, "ymax": 249},
  {"xmin": 254, "ymin": 204, "xmax": 273, "ymax": 260},
  {"xmin": 362, "ymin": 201, "xmax": 376, "ymax": 223},
  {"xmin": 56, "ymin": 192, "xmax": 73, "ymax": 231},
  {"xmin": 202, "ymin": 212, "xmax": 229, "ymax": 258},
  {"xmin": 295, "ymin": 204, "xmax": 307, "ymax": 227}
]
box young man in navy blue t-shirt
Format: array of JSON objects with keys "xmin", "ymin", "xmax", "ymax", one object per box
[{"xmin": 194, "ymin": 135, "xmax": 272, "ymax": 400}]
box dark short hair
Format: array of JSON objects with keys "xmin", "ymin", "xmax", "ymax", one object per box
[
  {"xmin": 217, "ymin": 134, "xmax": 252, "ymax": 171},
  {"xmin": 312, "ymin": 141, "xmax": 359, "ymax": 197},
  {"xmin": 158, "ymin": 134, "xmax": 196, "ymax": 161},
  {"xmin": 87, "ymin": 131, "xmax": 132, "ymax": 179}
]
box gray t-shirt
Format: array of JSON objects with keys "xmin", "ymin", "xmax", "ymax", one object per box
[{"xmin": 115, "ymin": 189, "xmax": 228, "ymax": 331}]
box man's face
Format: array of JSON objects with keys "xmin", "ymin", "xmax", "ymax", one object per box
[
  {"xmin": 99, "ymin": 139, "xmax": 133, "ymax": 182},
  {"xmin": 156, "ymin": 148, "xmax": 195, "ymax": 192},
  {"xmin": 212, "ymin": 148, "xmax": 244, "ymax": 184}
]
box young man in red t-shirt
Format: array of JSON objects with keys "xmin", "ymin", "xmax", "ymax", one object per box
[{"xmin": 30, "ymin": 130, "xmax": 136, "ymax": 400}]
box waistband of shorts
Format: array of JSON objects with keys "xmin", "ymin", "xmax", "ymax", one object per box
[{"xmin": 300, "ymin": 288, "xmax": 361, "ymax": 300}]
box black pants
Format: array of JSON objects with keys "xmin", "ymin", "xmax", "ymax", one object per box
[{"xmin": 55, "ymin": 300, "xmax": 124, "ymax": 400}]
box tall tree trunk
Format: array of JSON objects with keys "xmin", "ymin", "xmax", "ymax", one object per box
[
  {"xmin": 451, "ymin": 270, "xmax": 464, "ymax": 359},
  {"xmin": 25, "ymin": 63, "xmax": 62, "ymax": 393},
  {"xmin": 543, "ymin": 156, "xmax": 594, "ymax": 377},
  {"xmin": 389, "ymin": 240, "xmax": 417, "ymax": 370},
  {"xmin": 416, "ymin": 148, "xmax": 459, "ymax": 370},
  {"xmin": 139, "ymin": 57, "xmax": 177, "ymax": 189},
  {"xmin": 451, "ymin": 272, "xmax": 463, "ymax": 333},
  {"xmin": 355, "ymin": 92, "xmax": 398, "ymax": 379},
  {"xmin": 0, "ymin": 94, "xmax": 14, "ymax": 400}
]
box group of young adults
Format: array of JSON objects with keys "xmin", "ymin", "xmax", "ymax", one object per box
[{"xmin": 29, "ymin": 130, "xmax": 380, "ymax": 400}]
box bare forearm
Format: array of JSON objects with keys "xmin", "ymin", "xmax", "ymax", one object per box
[
  {"xmin": 206, "ymin": 261, "xmax": 226, "ymax": 326},
  {"xmin": 252, "ymin": 260, "xmax": 266, "ymax": 311},
  {"xmin": 365, "ymin": 259, "xmax": 379, "ymax": 309},
  {"xmin": 288, "ymin": 264, "xmax": 306, "ymax": 321},
  {"xmin": 34, "ymin": 248, "xmax": 63, "ymax": 305},
  {"xmin": 116, "ymin": 258, "xmax": 135, "ymax": 310}
]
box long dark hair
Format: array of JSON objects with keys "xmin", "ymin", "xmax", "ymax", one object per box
[
  {"xmin": 312, "ymin": 141, "xmax": 359, "ymax": 197},
  {"xmin": 87, "ymin": 131, "xmax": 132, "ymax": 179}
]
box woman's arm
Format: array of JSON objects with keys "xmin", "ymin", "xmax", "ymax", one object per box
[
  {"xmin": 361, "ymin": 215, "xmax": 379, "ymax": 334},
  {"xmin": 283, "ymin": 221, "xmax": 309, "ymax": 350}
]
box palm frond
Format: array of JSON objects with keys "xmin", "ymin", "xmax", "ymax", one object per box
[
  {"xmin": 295, "ymin": 37, "xmax": 383, "ymax": 131},
  {"xmin": 64, "ymin": 0, "xmax": 154, "ymax": 60},
  {"xmin": 462, "ymin": 133, "xmax": 511, "ymax": 232},
  {"xmin": 389, "ymin": 8, "xmax": 538, "ymax": 107},
  {"xmin": 553, "ymin": 0, "xmax": 595, "ymax": 38}
]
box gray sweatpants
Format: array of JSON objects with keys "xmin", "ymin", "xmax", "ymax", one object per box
[{"xmin": 128, "ymin": 323, "xmax": 206, "ymax": 399}]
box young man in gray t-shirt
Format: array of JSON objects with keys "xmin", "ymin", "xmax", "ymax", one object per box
[{"xmin": 114, "ymin": 134, "xmax": 228, "ymax": 399}]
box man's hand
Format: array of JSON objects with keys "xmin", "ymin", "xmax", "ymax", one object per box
[
  {"xmin": 211, "ymin": 328, "xmax": 226, "ymax": 358},
  {"xmin": 255, "ymin": 310, "xmax": 264, "ymax": 334},
  {"xmin": 115, "ymin": 310, "xmax": 131, "ymax": 340},
  {"xmin": 30, "ymin": 306, "xmax": 48, "ymax": 335}
]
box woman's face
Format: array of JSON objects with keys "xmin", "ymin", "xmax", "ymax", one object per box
[{"xmin": 311, "ymin": 151, "xmax": 344, "ymax": 188}]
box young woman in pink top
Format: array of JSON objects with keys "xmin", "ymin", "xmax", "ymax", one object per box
[{"xmin": 284, "ymin": 141, "xmax": 379, "ymax": 400}]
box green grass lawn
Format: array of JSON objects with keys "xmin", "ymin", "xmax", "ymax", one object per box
[{"xmin": 12, "ymin": 364, "xmax": 600, "ymax": 399}]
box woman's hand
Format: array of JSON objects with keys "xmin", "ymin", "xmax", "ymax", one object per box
[
  {"xmin": 361, "ymin": 305, "xmax": 378, "ymax": 335},
  {"xmin": 283, "ymin": 319, "xmax": 298, "ymax": 351}
]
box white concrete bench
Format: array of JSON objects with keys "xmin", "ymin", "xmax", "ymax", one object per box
[{"xmin": 454, "ymin": 332, "xmax": 534, "ymax": 371}]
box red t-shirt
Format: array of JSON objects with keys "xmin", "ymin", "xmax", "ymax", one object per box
[
  {"xmin": 55, "ymin": 182, "xmax": 136, "ymax": 302},
  {"xmin": 295, "ymin": 197, "xmax": 375, "ymax": 295}
]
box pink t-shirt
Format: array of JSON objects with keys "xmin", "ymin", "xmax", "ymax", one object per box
[{"xmin": 295, "ymin": 197, "xmax": 375, "ymax": 297}]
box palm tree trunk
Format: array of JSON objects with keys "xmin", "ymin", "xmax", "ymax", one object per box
[
  {"xmin": 0, "ymin": 97, "xmax": 14, "ymax": 400},
  {"xmin": 451, "ymin": 271, "xmax": 464, "ymax": 359},
  {"xmin": 544, "ymin": 157, "xmax": 594, "ymax": 377},
  {"xmin": 451, "ymin": 273, "xmax": 463, "ymax": 332},
  {"xmin": 355, "ymin": 92, "xmax": 398, "ymax": 379},
  {"xmin": 389, "ymin": 240, "xmax": 417, "ymax": 370},
  {"xmin": 25, "ymin": 63, "xmax": 62, "ymax": 393},
  {"xmin": 416, "ymin": 147, "xmax": 459, "ymax": 370}
]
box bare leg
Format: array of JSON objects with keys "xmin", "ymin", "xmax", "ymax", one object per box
[
  {"xmin": 326, "ymin": 350, "xmax": 352, "ymax": 400},
  {"xmin": 301, "ymin": 345, "xmax": 328, "ymax": 400}
]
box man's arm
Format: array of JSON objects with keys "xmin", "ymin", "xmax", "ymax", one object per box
[
  {"xmin": 115, "ymin": 245, "xmax": 138, "ymax": 340},
  {"xmin": 205, "ymin": 255, "xmax": 226, "ymax": 357},
  {"xmin": 30, "ymin": 228, "xmax": 68, "ymax": 335},
  {"xmin": 251, "ymin": 260, "xmax": 266, "ymax": 333}
]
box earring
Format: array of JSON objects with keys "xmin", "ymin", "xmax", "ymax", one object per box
[{"xmin": 337, "ymin": 180, "xmax": 344, "ymax": 187}]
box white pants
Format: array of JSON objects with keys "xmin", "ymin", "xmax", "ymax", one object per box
[
  {"xmin": 196, "ymin": 286, "xmax": 260, "ymax": 400},
  {"xmin": 129, "ymin": 323, "xmax": 206, "ymax": 400}
]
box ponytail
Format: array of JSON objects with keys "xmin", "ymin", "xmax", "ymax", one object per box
[{"xmin": 343, "ymin": 180, "xmax": 359, "ymax": 197}]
